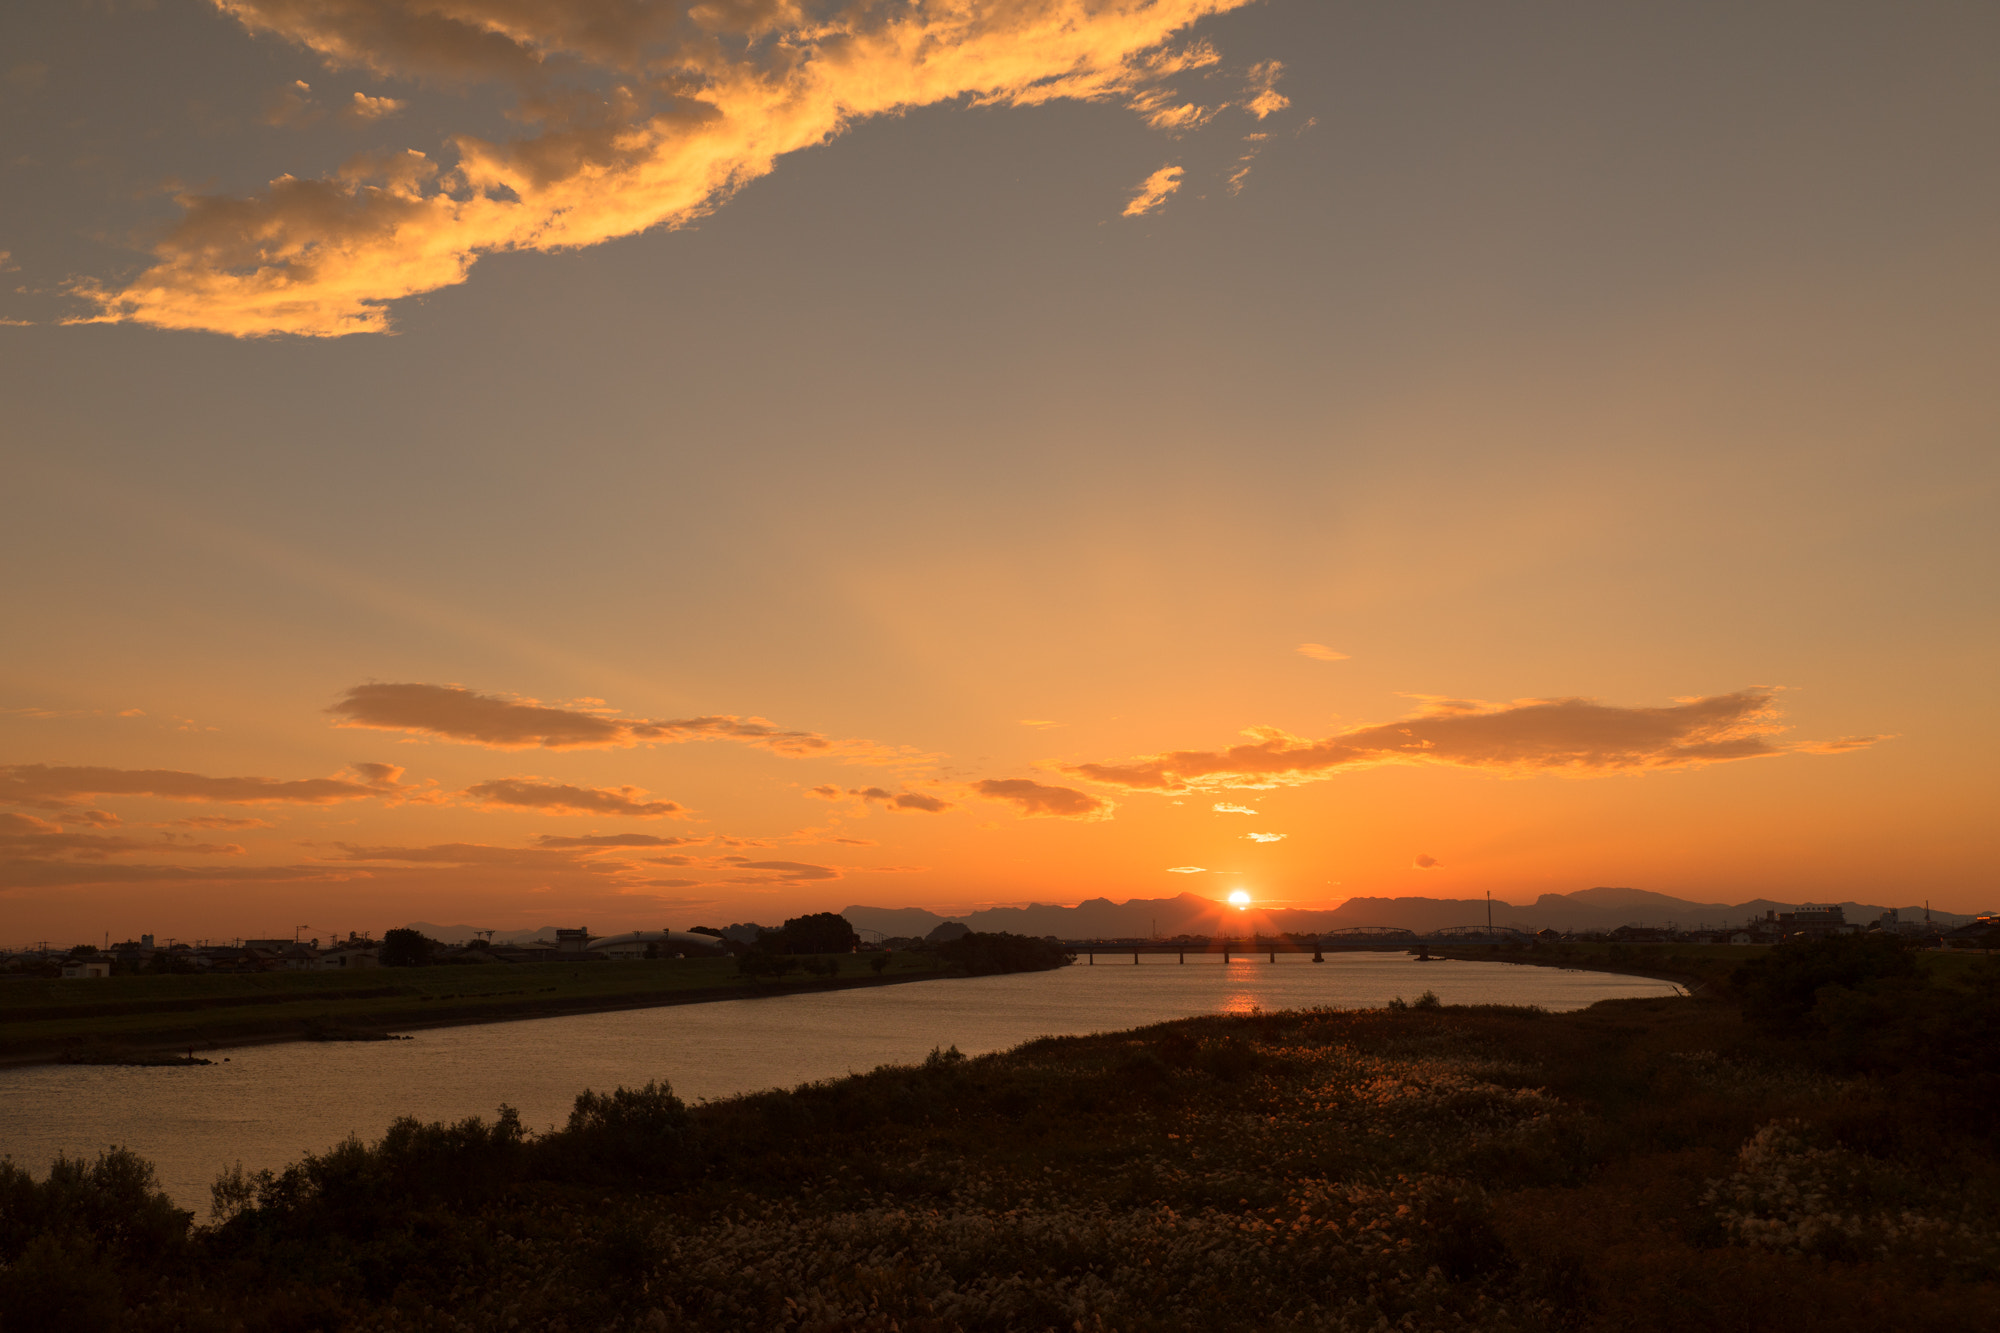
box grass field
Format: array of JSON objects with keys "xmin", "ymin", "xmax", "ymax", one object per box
[{"xmin": 0, "ymin": 953, "xmax": 950, "ymax": 1063}]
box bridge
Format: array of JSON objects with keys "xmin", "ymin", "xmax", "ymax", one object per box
[{"xmin": 1064, "ymin": 927, "xmax": 1536, "ymax": 964}]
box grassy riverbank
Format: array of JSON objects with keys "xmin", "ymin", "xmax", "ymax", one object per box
[
  {"xmin": 1422, "ymin": 938, "xmax": 1988, "ymax": 993},
  {"xmin": 0, "ymin": 954, "xmax": 951, "ymax": 1066},
  {"xmin": 9, "ymin": 937, "xmax": 2000, "ymax": 1331}
]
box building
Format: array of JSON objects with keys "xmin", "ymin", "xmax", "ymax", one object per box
[
  {"xmin": 60, "ymin": 960, "xmax": 110, "ymax": 979},
  {"xmin": 1762, "ymin": 904, "xmax": 1853, "ymax": 938},
  {"xmin": 588, "ymin": 930, "xmax": 730, "ymax": 960}
]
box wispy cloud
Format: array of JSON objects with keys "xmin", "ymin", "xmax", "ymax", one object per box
[
  {"xmin": 849, "ymin": 786, "xmax": 953, "ymax": 814},
  {"xmin": 1245, "ymin": 832, "xmax": 1284, "ymax": 843},
  {"xmin": 461, "ymin": 778, "xmax": 685, "ymax": 818},
  {"xmin": 971, "ymin": 778, "xmax": 1112, "ymax": 820},
  {"xmin": 1792, "ymin": 735, "xmax": 1896, "ymax": 754},
  {"xmin": 1166, "ymin": 865, "xmax": 1208, "ymax": 873},
  {"xmin": 1212, "ymin": 802, "xmax": 1257, "ymax": 815},
  {"xmin": 717, "ymin": 858, "xmax": 842, "ymax": 884},
  {"xmin": 78, "ymin": 0, "xmax": 1258, "ymax": 335},
  {"xmin": 1065, "ymin": 690, "xmax": 1861, "ymax": 792},
  {"xmin": 1241, "ymin": 59, "xmax": 1289, "ymax": 119},
  {"xmin": 329, "ymin": 682, "xmax": 910, "ymax": 761},
  {"xmin": 1296, "ymin": 643, "xmax": 1349, "ymax": 662},
  {"xmin": 0, "ymin": 813, "xmax": 245, "ymax": 861},
  {"xmin": 530, "ymin": 832, "xmax": 706, "ymax": 850},
  {"xmin": 1122, "ymin": 164, "xmax": 1184, "ymax": 217},
  {"xmin": 1413, "ymin": 854, "xmax": 1441, "ymax": 869},
  {"xmin": 0, "ymin": 763, "xmax": 390, "ymax": 809}
]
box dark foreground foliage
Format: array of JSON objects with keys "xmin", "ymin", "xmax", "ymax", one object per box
[{"xmin": 5, "ymin": 944, "xmax": 1999, "ymax": 1331}]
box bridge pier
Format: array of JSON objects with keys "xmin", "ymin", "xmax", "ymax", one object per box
[
  {"xmin": 1133, "ymin": 951, "xmax": 1139, "ymax": 964},
  {"xmin": 1087, "ymin": 951, "xmax": 1093, "ymax": 965}
]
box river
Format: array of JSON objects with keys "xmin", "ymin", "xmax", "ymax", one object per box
[{"xmin": 0, "ymin": 953, "xmax": 1674, "ymax": 1209}]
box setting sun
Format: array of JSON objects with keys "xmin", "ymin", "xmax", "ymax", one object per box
[{"xmin": 1227, "ymin": 890, "xmax": 1252, "ymax": 909}]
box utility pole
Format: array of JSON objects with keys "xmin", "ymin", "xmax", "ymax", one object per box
[{"xmin": 1486, "ymin": 890, "xmax": 1493, "ymax": 937}]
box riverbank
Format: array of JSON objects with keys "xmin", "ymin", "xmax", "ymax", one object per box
[
  {"xmin": 0, "ymin": 954, "xmax": 955, "ymax": 1067},
  {"xmin": 1415, "ymin": 938, "xmax": 1989, "ymax": 998},
  {"xmin": 10, "ymin": 987, "xmax": 1997, "ymax": 1332}
]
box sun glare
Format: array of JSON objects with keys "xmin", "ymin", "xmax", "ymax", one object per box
[{"xmin": 1227, "ymin": 889, "xmax": 1251, "ymax": 908}]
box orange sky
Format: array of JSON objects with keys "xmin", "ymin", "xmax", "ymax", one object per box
[{"xmin": 2, "ymin": 0, "xmax": 1996, "ymax": 943}]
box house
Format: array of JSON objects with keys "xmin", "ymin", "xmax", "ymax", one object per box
[
  {"xmin": 60, "ymin": 960, "xmax": 110, "ymax": 979},
  {"xmin": 316, "ymin": 947, "xmax": 379, "ymax": 970}
]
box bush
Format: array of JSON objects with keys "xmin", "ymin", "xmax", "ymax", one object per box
[
  {"xmin": 0, "ymin": 1148, "xmax": 190, "ymax": 1267},
  {"xmin": 737, "ymin": 951, "xmax": 800, "ymax": 979},
  {"xmin": 562, "ymin": 1081, "xmax": 692, "ymax": 1179}
]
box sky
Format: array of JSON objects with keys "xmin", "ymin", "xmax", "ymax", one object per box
[{"xmin": 2, "ymin": 0, "xmax": 1996, "ymax": 946}]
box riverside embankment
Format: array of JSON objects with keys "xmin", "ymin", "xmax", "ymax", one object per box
[
  {"xmin": 0, "ymin": 953, "xmax": 955, "ymax": 1067},
  {"xmin": 8, "ymin": 974, "xmax": 1998, "ymax": 1332}
]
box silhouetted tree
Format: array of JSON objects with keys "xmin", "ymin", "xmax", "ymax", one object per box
[
  {"xmin": 765, "ymin": 913, "xmax": 858, "ymax": 955},
  {"xmin": 380, "ymin": 929, "xmax": 436, "ymax": 968}
]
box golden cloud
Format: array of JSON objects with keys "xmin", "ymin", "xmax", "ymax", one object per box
[
  {"xmin": 1122, "ymin": 163, "xmax": 1183, "ymax": 217},
  {"xmin": 79, "ymin": 0, "xmax": 1255, "ymax": 336},
  {"xmin": 1064, "ymin": 690, "xmax": 1848, "ymax": 792}
]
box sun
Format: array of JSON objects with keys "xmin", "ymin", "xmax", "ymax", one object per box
[{"xmin": 1227, "ymin": 889, "xmax": 1251, "ymax": 909}]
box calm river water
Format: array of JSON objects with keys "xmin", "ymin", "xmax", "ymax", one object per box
[{"xmin": 0, "ymin": 954, "xmax": 1674, "ymax": 1209}]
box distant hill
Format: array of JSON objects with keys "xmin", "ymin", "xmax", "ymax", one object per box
[{"xmin": 843, "ymin": 890, "xmax": 1977, "ymax": 940}]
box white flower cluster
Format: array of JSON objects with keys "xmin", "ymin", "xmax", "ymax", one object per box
[{"xmin": 1704, "ymin": 1119, "xmax": 2000, "ymax": 1277}]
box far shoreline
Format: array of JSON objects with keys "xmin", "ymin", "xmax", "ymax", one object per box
[{"xmin": 0, "ymin": 963, "xmax": 972, "ymax": 1070}]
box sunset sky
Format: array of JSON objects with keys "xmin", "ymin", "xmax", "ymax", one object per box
[{"xmin": 3, "ymin": 0, "xmax": 1996, "ymax": 944}]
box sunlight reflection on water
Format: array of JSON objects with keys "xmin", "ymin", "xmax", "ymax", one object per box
[{"xmin": 0, "ymin": 953, "xmax": 1672, "ymax": 1208}]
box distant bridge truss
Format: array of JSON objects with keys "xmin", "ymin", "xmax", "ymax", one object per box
[{"xmin": 1427, "ymin": 925, "xmax": 1536, "ymax": 941}]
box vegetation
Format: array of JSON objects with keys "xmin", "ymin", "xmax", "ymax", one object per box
[{"xmin": 4, "ymin": 938, "xmax": 1998, "ymax": 1330}]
